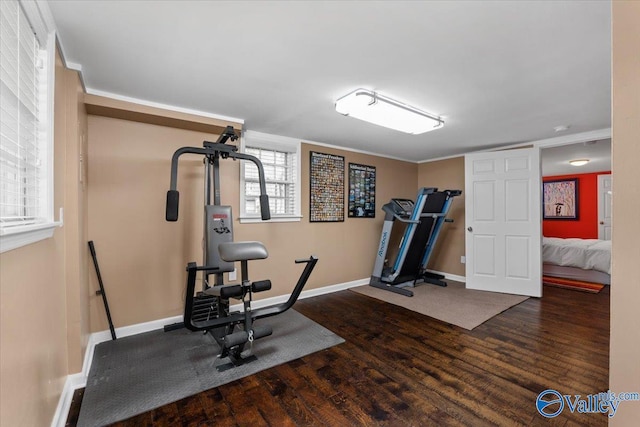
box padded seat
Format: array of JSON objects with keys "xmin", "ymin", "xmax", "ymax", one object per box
[{"xmin": 218, "ymin": 241, "xmax": 268, "ymax": 262}]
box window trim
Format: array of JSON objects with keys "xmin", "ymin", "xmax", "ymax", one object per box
[
  {"xmin": 239, "ymin": 130, "xmax": 302, "ymax": 223},
  {"xmin": 0, "ymin": 0, "xmax": 60, "ymax": 253},
  {"xmin": 0, "ymin": 221, "xmax": 58, "ymax": 252}
]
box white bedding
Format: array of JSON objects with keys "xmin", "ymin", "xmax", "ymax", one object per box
[{"xmin": 542, "ymin": 237, "xmax": 611, "ymax": 274}]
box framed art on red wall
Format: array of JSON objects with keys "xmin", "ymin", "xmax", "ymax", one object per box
[{"xmin": 543, "ymin": 178, "xmax": 579, "ymax": 220}]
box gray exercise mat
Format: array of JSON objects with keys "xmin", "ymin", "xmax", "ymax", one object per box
[{"xmin": 77, "ymin": 309, "xmax": 343, "ymax": 426}]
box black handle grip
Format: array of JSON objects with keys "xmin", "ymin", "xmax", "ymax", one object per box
[
  {"xmin": 252, "ymin": 280, "xmax": 272, "ymax": 293},
  {"xmin": 166, "ymin": 190, "xmax": 179, "ymax": 221},
  {"xmin": 260, "ymin": 194, "xmax": 271, "ymax": 220}
]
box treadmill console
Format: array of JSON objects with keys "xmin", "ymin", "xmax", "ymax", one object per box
[
  {"xmin": 382, "ymin": 198, "xmax": 416, "ymax": 220},
  {"xmin": 391, "ymin": 198, "xmax": 414, "ymax": 216},
  {"xmin": 388, "ymin": 199, "xmax": 414, "ymax": 218}
]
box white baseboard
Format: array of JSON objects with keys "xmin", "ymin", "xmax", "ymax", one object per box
[
  {"xmin": 51, "ymin": 277, "xmax": 368, "ymax": 427},
  {"xmin": 50, "ymin": 372, "xmax": 84, "ymax": 427}
]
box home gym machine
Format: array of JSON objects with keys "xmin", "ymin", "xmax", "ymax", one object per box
[
  {"xmin": 370, "ymin": 187, "xmax": 461, "ymax": 297},
  {"xmin": 165, "ymin": 126, "xmax": 318, "ymax": 370}
]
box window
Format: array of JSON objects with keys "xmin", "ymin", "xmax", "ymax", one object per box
[
  {"xmin": 0, "ymin": 0, "xmax": 56, "ymax": 253},
  {"xmin": 240, "ymin": 131, "xmax": 301, "ymax": 222}
]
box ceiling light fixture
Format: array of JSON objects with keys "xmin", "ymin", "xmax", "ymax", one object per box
[
  {"xmin": 335, "ymin": 88, "xmax": 444, "ymax": 134},
  {"xmin": 569, "ymin": 159, "xmax": 590, "ymax": 166}
]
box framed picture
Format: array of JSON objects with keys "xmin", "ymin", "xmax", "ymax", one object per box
[
  {"xmin": 543, "ymin": 178, "xmax": 579, "ymax": 220},
  {"xmin": 309, "ymin": 151, "xmax": 345, "ymax": 222},
  {"xmin": 348, "ymin": 163, "xmax": 376, "ymax": 218}
]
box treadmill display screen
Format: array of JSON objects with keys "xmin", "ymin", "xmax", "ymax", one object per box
[{"xmin": 393, "ymin": 199, "xmax": 414, "ymax": 214}]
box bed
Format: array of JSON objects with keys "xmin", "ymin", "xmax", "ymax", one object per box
[{"xmin": 542, "ymin": 237, "xmax": 611, "ymax": 285}]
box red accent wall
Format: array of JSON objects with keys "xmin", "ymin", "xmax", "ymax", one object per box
[{"xmin": 543, "ymin": 171, "xmax": 611, "ymax": 238}]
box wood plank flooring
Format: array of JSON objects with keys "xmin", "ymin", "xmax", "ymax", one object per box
[{"xmin": 67, "ymin": 284, "xmax": 609, "ymax": 426}]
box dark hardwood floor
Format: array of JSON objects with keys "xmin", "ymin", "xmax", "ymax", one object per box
[{"xmin": 67, "ymin": 284, "xmax": 610, "ymax": 426}]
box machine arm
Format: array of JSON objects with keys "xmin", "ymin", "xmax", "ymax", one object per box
[
  {"xmin": 166, "ymin": 142, "xmax": 271, "ymax": 221},
  {"xmin": 230, "ymin": 151, "xmax": 271, "ymax": 221}
]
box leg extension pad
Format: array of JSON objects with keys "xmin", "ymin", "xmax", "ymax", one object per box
[
  {"xmin": 223, "ymin": 324, "xmax": 273, "ymax": 348},
  {"xmin": 204, "ymin": 284, "xmax": 244, "ymax": 299},
  {"xmin": 252, "ymin": 280, "xmax": 272, "ymax": 293}
]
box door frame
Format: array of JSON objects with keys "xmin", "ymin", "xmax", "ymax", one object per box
[
  {"xmin": 464, "ymin": 128, "xmax": 612, "ymax": 294},
  {"xmin": 597, "ymin": 174, "xmax": 613, "ymax": 240}
]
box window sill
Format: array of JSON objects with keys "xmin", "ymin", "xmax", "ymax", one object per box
[
  {"xmin": 0, "ymin": 222, "xmax": 62, "ymax": 253},
  {"xmin": 239, "ymin": 215, "xmax": 302, "ymax": 224}
]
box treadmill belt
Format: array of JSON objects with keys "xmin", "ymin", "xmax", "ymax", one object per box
[{"xmin": 398, "ymin": 191, "xmax": 448, "ymax": 277}]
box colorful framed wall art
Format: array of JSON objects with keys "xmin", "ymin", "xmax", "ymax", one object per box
[
  {"xmin": 348, "ymin": 163, "xmax": 376, "ymax": 218},
  {"xmin": 309, "ymin": 151, "xmax": 345, "ymax": 222}
]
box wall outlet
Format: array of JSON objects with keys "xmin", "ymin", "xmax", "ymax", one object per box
[
  {"xmin": 460, "ymin": 256, "xmax": 466, "ymax": 264},
  {"xmin": 229, "ymin": 269, "xmax": 237, "ymax": 281}
]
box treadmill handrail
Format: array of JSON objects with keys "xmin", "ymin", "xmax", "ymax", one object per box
[
  {"xmin": 395, "ymin": 215, "xmax": 420, "ymax": 224},
  {"xmin": 394, "ymin": 212, "xmax": 445, "ymax": 222},
  {"xmin": 419, "ymin": 212, "xmax": 447, "ymax": 218}
]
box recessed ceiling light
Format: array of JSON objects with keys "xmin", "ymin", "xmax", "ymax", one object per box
[
  {"xmin": 554, "ymin": 125, "xmax": 570, "ymax": 132},
  {"xmin": 569, "ymin": 159, "xmax": 589, "ymax": 166}
]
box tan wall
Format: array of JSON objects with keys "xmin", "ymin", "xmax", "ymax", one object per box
[
  {"xmin": 86, "ymin": 117, "xmax": 226, "ymax": 330},
  {"xmin": 86, "ymin": 115, "xmax": 418, "ymax": 330},
  {"xmin": 63, "ymin": 67, "xmax": 90, "ymax": 373},
  {"xmin": 610, "ymin": 1, "xmax": 640, "ymax": 424},
  {"xmin": 0, "ymin": 240, "xmax": 66, "ymax": 426},
  {"xmin": 298, "ymin": 144, "xmax": 419, "ymax": 288},
  {"xmin": 0, "ymin": 51, "xmax": 88, "ymax": 426},
  {"xmin": 417, "ymin": 157, "xmax": 466, "ymax": 277}
]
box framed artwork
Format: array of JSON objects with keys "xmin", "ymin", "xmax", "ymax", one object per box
[
  {"xmin": 348, "ymin": 163, "xmax": 376, "ymax": 218},
  {"xmin": 543, "ymin": 178, "xmax": 579, "ymax": 220},
  {"xmin": 309, "ymin": 151, "xmax": 345, "ymax": 222}
]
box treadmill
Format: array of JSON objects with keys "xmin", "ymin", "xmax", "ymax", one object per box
[{"xmin": 370, "ymin": 187, "xmax": 461, "ymax": 296}]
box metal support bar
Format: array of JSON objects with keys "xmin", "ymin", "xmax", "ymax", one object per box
[{"xmin": 88, "ymin": 241, "xmax": 117, "ymax": 340}]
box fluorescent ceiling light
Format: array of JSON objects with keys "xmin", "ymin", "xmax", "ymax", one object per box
[
  {"xmin": 569, "ymin": 159, "xmax": 590, "ymax": 166},
  {"xmin": 335, "ymin": 89, "xmax": 443, "ymax": 134}
]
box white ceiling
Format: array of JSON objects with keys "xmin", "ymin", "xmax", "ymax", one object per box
[
  {"xmin": 542, "ymin": 138, "xmax": 611, "ymax": 176},
  {"xmin": 48, "ymin": 0, "xmax": 612, "ymax": 162}
]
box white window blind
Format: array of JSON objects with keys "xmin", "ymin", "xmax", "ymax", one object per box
[
  {"xmin": 241, "ymin": 131, "xmax": 301, "ymax": 222},
  {"xmin": 244, "ymin": 147, "xmax": 296, "ymax": 215},
  {"xmin": 0, "ymin": 0, "xmax": 56, "ymax": 252}
]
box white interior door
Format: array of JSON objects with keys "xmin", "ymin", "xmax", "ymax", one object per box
[
  {"xmin": 597, "ymin": 174, "xmax": 612, "ymax": 240},
  {"xmin": 465, "ymin": 148, "xmax": 542, "ymax": 297}
]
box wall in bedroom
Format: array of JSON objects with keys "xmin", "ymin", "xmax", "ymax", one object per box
[{"xmin": 542, "ymin": 171, "xmax": 611, "ymax": 238}]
